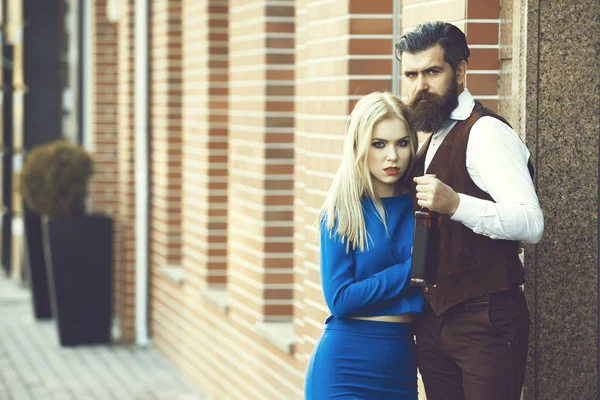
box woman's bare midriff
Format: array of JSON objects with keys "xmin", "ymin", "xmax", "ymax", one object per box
[{"xmin": 350, "ymin": 313, "xmax": 415, "ymax": 323}]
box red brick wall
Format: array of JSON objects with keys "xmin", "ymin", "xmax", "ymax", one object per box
[
  {"xmin": 116, "ymin": 0, "xmax": 137, "ymax": 342},
  {"xmin": 90, "ymin": 0, "xmax": 120, "ymax": 331},
  {"xmin": 90, "ymin": 0, "xmax": 118, "ymax": 216},
  {"xmin": 180, "ymin": 0, "xmax": 229, "ymax": 290},
  {"xmin": 88, "ymin": 0, "xmax": 506, "ymax": 397},
  {"xmin": 149, "ymin": 0, "xmax": 183, "ymax": 360},
  {"xmin": 170, "ymin": 2, "xmax": 306, "ymax": 398},
  {"xmin": 149, "ymin": 0, "xmax": 183, "ymax": 272},
  {"xmin": 225, "ymin": 0, "xmax": 296, "ymax": 325},
  {"xmin": 148, "ymin": 0, "xmax": 185, "ymax": 355},
  {"xmin": 162, "ymin": 0, "xmax": 233, "ymax": 390},
  {"xmin": 293, "ymin": 0, "xmax": 396, "ymax": 367},
  {"xmin": 464, "ymin": 0, "xmax": 501, "ymax": 112}
]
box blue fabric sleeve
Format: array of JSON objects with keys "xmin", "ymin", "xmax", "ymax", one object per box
[{"xmin": 320, "ymin": 227, "xmax": 413, "ymax": 319}]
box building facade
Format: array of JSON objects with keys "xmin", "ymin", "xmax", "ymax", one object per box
[{"xmin": 4, "ymin": 0, "xmax": 598, "ymax": 399}]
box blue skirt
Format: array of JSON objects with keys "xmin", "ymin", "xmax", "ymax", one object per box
[{"xmin": 304, "ymin": 317, "xmax": 417, "ymax": 399}]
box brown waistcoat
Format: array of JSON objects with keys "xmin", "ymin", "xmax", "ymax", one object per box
[{"xmin": 412, "ymin": 101, "xmax": 532, "ymax": 316}]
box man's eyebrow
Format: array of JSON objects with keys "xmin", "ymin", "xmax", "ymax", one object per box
[{"xmin": 404, "ymin": 65, "xmax": 443, "ymax": 74}]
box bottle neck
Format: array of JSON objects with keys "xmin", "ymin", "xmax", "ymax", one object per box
[{"xmin": 419, "ymin": 207, "xmax": 440, "ymax": 218}]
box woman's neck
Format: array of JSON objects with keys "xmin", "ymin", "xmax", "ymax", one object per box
[{"xmin": 378, "ymin": 186, "xmax": 408, "ymax": 198}]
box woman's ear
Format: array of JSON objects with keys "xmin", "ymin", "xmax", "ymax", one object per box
[{"xmin": 456, "ymin": 60, "xmax": 467, "ymax": 86}]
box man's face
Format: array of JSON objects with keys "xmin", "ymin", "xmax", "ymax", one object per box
[{"xmin": 401, "ymin": 44, "xmax": 463, "ymax": 133}]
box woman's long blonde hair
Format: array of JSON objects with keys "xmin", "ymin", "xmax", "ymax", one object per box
[{"xmin": 319, "ymin": 92, "xmax": 417, "ymax": 252}]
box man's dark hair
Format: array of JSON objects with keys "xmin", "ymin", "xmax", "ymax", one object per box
[{"xmin": 395, "ymin": 21, "xmax": 470, "ymax": 69}]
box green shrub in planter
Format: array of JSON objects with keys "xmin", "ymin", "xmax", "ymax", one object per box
[
  {"xmin": 20, "ymin": 140, "xmax": 113, "ymax": 346},
  {"xmin": 21, "ymin": 140, "xmax": 93, "ymax": 218}
]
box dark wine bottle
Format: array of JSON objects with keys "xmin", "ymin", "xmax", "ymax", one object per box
[{"xmin": 411, "ymin": 175, "xmax": 441, "ymax": 288}]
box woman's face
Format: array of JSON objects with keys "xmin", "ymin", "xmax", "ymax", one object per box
[{"xmin": 367, "ymin": 117, "xmax": 412, "ymax": 198}]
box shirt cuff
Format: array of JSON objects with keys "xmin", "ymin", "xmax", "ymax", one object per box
[{"xmin": 450, "ymin": 193, "xmax": 484, "ymax": 229}]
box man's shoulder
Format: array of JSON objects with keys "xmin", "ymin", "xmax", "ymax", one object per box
[
  {"xmin": 468, "ymin": 114, "xmax": 530, "ymax": 160},
  {"xmin": 472, "ymin": 101, "xmax": 512, "ymax": 127}
]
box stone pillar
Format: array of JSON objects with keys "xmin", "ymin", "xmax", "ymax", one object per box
[{"xmin": 516, "ymin": 1, "xmax": 599, "ymax": 398}]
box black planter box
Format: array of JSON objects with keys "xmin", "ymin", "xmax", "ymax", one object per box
[
  {"xmin": 24, "ymin": 205, "xmax": 52, "ymax": 319},
  {"xmin": 43, "ymin": 215, "xmax": 113, "ymax": 346}
]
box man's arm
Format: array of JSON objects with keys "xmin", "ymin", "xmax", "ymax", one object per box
[{"xmin": 414, "ymin": 116, "xmax": 544, "ymax": 243}]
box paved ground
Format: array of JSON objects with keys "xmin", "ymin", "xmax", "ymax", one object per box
[{"xmin": 0, "ymin": 274, "xmax": 204, "ymax": 400}]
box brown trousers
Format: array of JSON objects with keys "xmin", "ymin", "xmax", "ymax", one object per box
[{"xmin": 415, "ymin": 288, "xmax": 530, "ymax": 400}]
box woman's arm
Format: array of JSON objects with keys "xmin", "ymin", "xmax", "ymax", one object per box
[{"xmin": 320, "ymin": 227, "xmax": 412, "ymax": 319}]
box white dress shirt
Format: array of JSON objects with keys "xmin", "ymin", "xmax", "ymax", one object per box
[{"xmin": 423, "ymin": 89, "xmax": 544, "ymax": 244}]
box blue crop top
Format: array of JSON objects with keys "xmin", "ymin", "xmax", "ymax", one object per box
[{"xmin": 320, "ymin": 193, "xmax": 424, "ymax": 319}]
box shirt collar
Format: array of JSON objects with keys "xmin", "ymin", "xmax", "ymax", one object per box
[{"xmin": 450, "ymin": 88, "xmax": 475, "ymax": 121}]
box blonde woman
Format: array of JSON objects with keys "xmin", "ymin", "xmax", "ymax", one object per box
[{"xmin": 304, "ymin": 92, "xmax": 424, "ymax": 399}]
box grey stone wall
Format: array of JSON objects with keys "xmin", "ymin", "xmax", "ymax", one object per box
[{"xmin": 508, "ymin": 1, "xmax": 600, "ymax": 398}]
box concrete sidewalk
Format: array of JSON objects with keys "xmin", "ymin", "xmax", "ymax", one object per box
[{"xmin": 0, "ymin": 274, "xmax": 204, "ymax": 400}]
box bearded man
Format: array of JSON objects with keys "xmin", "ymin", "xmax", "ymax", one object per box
[{"xmin": 395, "ymin": 21, "xmax": 544, "ymax": 400}]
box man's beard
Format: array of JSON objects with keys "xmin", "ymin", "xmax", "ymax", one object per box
[{"xmin": 407, "ymin": 79, "xmax": 459, "ymax": 133}]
